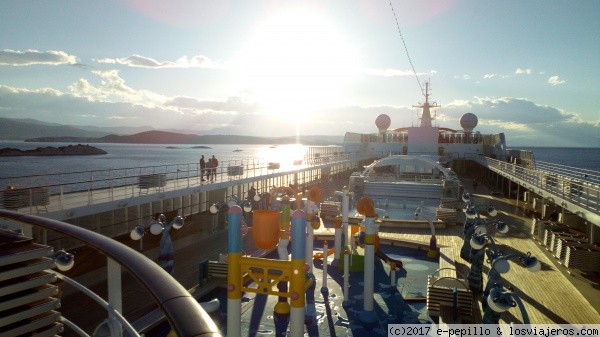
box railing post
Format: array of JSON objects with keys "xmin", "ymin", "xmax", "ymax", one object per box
[
  {"xmin": 59, "ymin": 186, "xmax": 64, "ymax": 210},
  {"xmin": 107, "ymin": 257, "xmax": 123, "ymax": 337},
  {"xmin": 88, "ymin": 173, "xmax": 93, "ymax": 205}
]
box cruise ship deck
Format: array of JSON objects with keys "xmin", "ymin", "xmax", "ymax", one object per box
[{"xmin": 1, "ymin": 153, "xmax": 599, "ymax": 336}]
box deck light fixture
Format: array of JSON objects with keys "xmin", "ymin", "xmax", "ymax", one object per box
[
  {"xmin": 150, "ymin": 218, "xmax": 165, "ymax": 235},
  {"xmin": 243, "ymin": 200, "xmax": 252, "ymax": 213},
  {"xmin": 486, "ymin": 285, "xmax": 530, "ymax": 324},
  {"xmin": 228, "ymin": 196, "xmax": 239, "ymax": 207},
  {"xmin": 490, "ymin": 252, "xmax": 541, "ymax": 275},
  {"xmin": 53, "ymin": 249, "xmax": 75, "ymax": 271},
  {"xmin": 130, "ymin": 214, "xmax": 184, "ymax": 240},
  {"xmin": 130, "ymin": 225, "xmax": 145, "ymax": 240},
  {"xmin": 473, "ymin": 219, "xmax": 508, "ymax": 236},
  {"xmin": 482, "ymin": 251, "xmax": 540, "ymax": 323}
]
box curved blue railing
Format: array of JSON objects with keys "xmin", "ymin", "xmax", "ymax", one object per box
[{"xmin": 0, "ymin": 209, "xmax": 223, "ymax": 337}]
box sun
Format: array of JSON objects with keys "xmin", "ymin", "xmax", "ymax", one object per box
[{"xmin": 234, "ymin": 8, "xmax": 358, "ymax": 114}]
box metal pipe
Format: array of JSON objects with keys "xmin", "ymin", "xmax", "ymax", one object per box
[{"xmin": 0, "ymin": 210, "xmax": 221, "ymax": 337}]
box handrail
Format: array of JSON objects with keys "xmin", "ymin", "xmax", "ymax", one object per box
[
  {"xmin": 0, "ymin": 153, "xmax": 364, "ymax": 216},
  {"xmin": 475, "ymin": 155, "xmax": 600, "ymax": 225},
  {"xmin": 0, "ymin": 209, "xmax": 223, "ymax": 337},
  {"xmin": 52, "ymin": 271, "xmax": 140, "ymax": 337}
]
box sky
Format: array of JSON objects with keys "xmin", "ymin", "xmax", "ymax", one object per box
[{"xmin": 1, "ymin": 0, "xmax": 599, "ymax": 147}]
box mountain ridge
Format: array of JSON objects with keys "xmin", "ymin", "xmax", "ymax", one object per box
[
  {"xmin": 1, "ymin": 117, "xmax": 343, "ymax": 145},
  {"xmin": 25, "ymin": 130, "xmax": 342, "ymax": 145}
]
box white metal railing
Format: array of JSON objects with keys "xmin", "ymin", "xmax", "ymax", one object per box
[
  {"xmin": 0, "ymin": 154, "xmax": 367, "ymax": 216},
  {"xmin": 0, "ymin": 210, "xmax": 222, "ymax": 337},
  {"xmin": 477, "ymin": 156, "xmax": 600, "ymax": 214},
  {"xmin": 535, "ymin": 160, "xmax": 600, "ymax": 186}
]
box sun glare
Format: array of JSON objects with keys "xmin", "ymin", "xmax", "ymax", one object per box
[{"xmin": 234, "ymin": 8, "xmax": 358, "ymax": 114}]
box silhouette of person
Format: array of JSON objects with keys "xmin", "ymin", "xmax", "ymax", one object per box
[
  {"xmin": 211, "ymin": 155, "xmax": 218, "ymax": 181},
  {"xmin": 200, "ymin": 154, "xmax": 206, "ymax": 182},
  {"xmin": 248, "ymin": 186, "xmax": 257, "ymax": 201},
  {"xmin": 206, "ymin": 158, "xmax": 214, "ymax": 182},
  {"xmin": 473, "ymin": 178, "xmax": 478, "ymax": 192}
]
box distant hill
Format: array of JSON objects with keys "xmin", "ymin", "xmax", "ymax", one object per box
[
  {"xmin": 0, "ymin": 144, "xmax": 107, "ymax": 156},
  {"xmin": 26, "ymin": 130, "xmax": 343, "ymax": 145},
  {"xmin": 4, "ymin": 117, "xmax": 343, "ymax": 145},
  {"xmin": 0, "ymin": 118, "xmax": 110, "ymax": 140}
]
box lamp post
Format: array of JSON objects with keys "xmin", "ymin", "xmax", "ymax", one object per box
[
  {"xmin": 467, "ymin": 232, "xmax": 500, "ymax": 293},
  {"xmin": 486, "ymin": 284, "xmax": 531, "ymax": 324},
  {"xmin": 482, "ymin": 252, "xmax": 540, "ymax": 323},
  {"xmin": 130, "ymin": 214, "xmax": 184, "ymax": 275},
  {"xmin": 460, "ymin": 193, "xmax": 508, "ymax": 261}
]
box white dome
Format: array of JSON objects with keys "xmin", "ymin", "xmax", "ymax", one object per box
[
  {"xmin": 460, "ymin": 113, "xmax": 478, "ymax": 132},
  {"xmin": 375, "ymin": 114, "xmax": 391, "ymax": 131}
]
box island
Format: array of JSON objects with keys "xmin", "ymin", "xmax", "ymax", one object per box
[{"xmin": 0, "ymin": 144, "xmax": 107, "ymax": 156}]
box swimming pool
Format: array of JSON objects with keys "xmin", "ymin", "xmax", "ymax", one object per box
[{"xmin": 149, "ymin": 241, "xmax": 439, "ymax": 337}]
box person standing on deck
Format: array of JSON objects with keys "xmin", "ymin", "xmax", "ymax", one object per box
[
  {"xmin": 211, "ymin": 155, "xmax": 219, "ymax": 181},
  {"xmin": 200, "ymin": 154, "xmax": 206, "ymax": 182},
  {"xmin": 206, "ymin": 158, "xmax": 214, "ymax": 182}
]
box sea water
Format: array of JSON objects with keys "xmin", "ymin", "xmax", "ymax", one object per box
[
  {"xmin": 0, "ymin": 141, "xmax": 305, "ymax": 178},
  {"xmin": 0, "ymin": 141, "xmax": 598, "ymax": 178}
]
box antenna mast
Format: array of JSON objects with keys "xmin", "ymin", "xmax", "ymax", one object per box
[{"xmin": 412, "ymin": 81, "xmax": 440, "ymax": 128}]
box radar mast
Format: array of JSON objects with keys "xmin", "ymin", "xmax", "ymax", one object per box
[{"xmin": 412, "ymin": 81, "xmax": 440, "ymax": 128}]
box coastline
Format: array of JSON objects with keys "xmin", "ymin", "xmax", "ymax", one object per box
[{"xmin": 0, "ymin": 144, "xmax": 107, "ymax": 156}]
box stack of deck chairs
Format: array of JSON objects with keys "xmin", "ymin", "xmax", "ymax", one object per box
[
  {"xmin": 435, "ymin": 207, "xmax": 459, "ymax": 224},
  {"xmin": 531, "ymin": 219, "xmax": 600, "ymax": 273},
  {"xmin": 563, "ymin": 244, "xmax": 600, "ymax": 272},
  {"xmin": 319, "ymin": 201, "xmax": 341, "ymax": 222},
  {"xmin": 439, "ymin": 197, "xmax": 461, "ymax": 210}
]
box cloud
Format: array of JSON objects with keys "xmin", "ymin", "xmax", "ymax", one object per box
[
  {"xmin": 515, "ymin": 68, "xmax": 532, "ymax": 75},
  {"xmin": 447, "ymin": 96, "xmax": 575, "ymax": 125},
  {"xmin": 548, "ymin": 75, "xmax": 566, "ymax": 86},
  {"xmin": 1, "ymin": 71, "xmax": 598, "ymax": 146},
  {"xmin": 96, "ymin": 54, "xmax": 222, "ymax": 69},
  {"xmin": 68, "ymin": 70, "xmax": 167, "ymax": 107},
  {"xmin": 0, "ymin": 49, "xmax": 78, "ymax": 66},
  {"xmin": 164, "ymin": 96, "xmax": 261, "ymax": 114},
  {"xmin": 483, "ymin": 74, "xmax": 496, "ymax": 79}
]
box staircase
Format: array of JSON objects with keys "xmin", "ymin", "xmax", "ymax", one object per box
[{"xmin": 0, "ymin": 229, "xmax": 63, "ymax": 336}]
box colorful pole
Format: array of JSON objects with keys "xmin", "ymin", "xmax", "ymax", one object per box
[
  {"xmin": 304, "ymin": 199, "xmax": 318, "ymax": 275},
  {"xmin": 360, "ymin": 214, "xmax": 377, "ymax": 323},
  {"xmin": 290, "ymin": 209, "xmax": 306, "ymax": 337},
  {"xmin": 342, "ymin": 249, "xmax": 350, "ymax": 307},
  {"xmin": 226, "ymin": 205, "xmax": 243, "ymax": 337},
  {"xmin": 321, "ymin": 241, "xmax": 328, "ymax": 293},
  {"xmin": 275, "ymin": 196, "xmax": 291, "ymax": 315},
  {"xmin": 334, "ymin": 215, "xmax": 342, "ymax": 260},
  {"xmin": 341, "ymin": 186, "xmax": 350, "ymax": 250}
]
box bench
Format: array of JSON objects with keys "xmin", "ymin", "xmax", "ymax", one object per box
[
  {"xmin": 138, "ymin": 173, "xmax": 166, "ymax": 194},
  {"xmin": 0, "ymin": 187, "xmax": 50, "ymax": 212},
  {"xmin": 199, "ymin": 260, "xmax": 228, "ymax": 285},
  {"xmin": 427, "ymin": 268, "xmax": 472, "ymax": 323}
]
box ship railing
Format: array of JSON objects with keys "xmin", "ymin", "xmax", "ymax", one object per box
[
  {"xmin": 476, "ymin": 156, "xmax": 600, "ymax": 213},
  {"xmin": 0, "ymin": 154, "xmax": 362, "ymax": 214},
  {"xmin": 535, "ymin": 161, "xmax": 600, "ymax": 186},
  {"xmin": 0, "ymin": 209, "xmax": 222, "ymax": 337}
]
